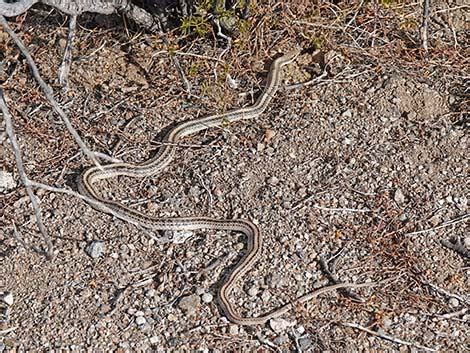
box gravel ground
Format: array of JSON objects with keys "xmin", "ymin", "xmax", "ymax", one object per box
[{"xmin": 1, "ymin": 1, "xmax": 469, "ymax": 351}]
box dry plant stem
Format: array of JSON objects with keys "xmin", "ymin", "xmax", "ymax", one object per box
[
  {"xmin": 171, "ymin": 50, "xmax": 191, "ymax": 93},
  {"xmin": 58, "ymin": 14, "xmax": 77, "ymax": 88},
  {"xmin": 426, "ymin": 282, "xmax": 469, "ymax": 305},
  {"xmin": 343, "ymin": 322, "xmax": 437, "ymax": 351},
  {"xmin": 421, "ymin": 0, "xmax": 430, "ymax": 55},
  {"xmin": 404, "ymin": 213, "xmax": 469, "ymax": 236},
  {"xmin": 0, "ymin": 326, "xmax": 18, "ymax": 335},
  {"xmin": 27, "ymin": 181, "xmax": 141, "ymax": 228},
  {"xmin": 0, "ymin": 16, "xmax": 101, "ymax": 168},
  {"xmin": 0, "ymin": 89, "xmax": 53, "ymax": 258}
]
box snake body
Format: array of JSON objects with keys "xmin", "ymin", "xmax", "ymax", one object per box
[{"xmin": 78, "ymin": 50, "xmax": 371, "ymax": 325}]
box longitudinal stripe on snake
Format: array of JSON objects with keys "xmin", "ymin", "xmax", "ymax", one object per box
[{"xmin": 78, "ymin": 50, "xmax": 373, "ymax": 325}]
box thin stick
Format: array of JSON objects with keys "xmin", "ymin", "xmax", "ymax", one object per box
[
  {"xmin": 0, "ymin": 89, "xmax": 53, "ymax": 258},
  {"xmin": 404, "ymin": 213, "xmax": 469, "ymax": 236},
  {"xmin": 420, "ymin": 0, "xmax": 430, "ymax": 55},
  {"xmin": 27, "ymin": 181, "xmax": 140, "ymax": 227},
  {"xmin": 0, "ymin": 15, "xmax": 101, "ymax": 168},
  {"xmin": 343, "ymin": 322, "xmax": 437, "ymax": 351},
  {"xmin": 0, "ymin": 326, "xmax": 18, "ymax": 335},
  {"xmin": 58, "ymin": 14, "xmax": 77, "ymax": 88},
  {"xmin": 426, "ymin": 282, "xmax": 469, "ymax": 304}
]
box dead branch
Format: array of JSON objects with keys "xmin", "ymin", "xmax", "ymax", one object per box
[
  {"xmin": 420, "ymin": 0, "xmax": 431, "ymax": 55},
  {"xmin": 58, "ymin": 14, "xmax": 77, "ymax": 88},
  {"xmin": 343, "ymin": 322, "xmax": 437, "ymax": 351},
  {"xmin": 0, "ymin": 15, "xmax": 101, "ymax": 168},
  {"xmin": 0, "ymin": 89, "xmax": 54, "ymax": 258}
]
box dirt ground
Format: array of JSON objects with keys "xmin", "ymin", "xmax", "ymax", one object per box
[{"xmin": 0, "ymin": 1, "xmax": 469, "ymax": 351}]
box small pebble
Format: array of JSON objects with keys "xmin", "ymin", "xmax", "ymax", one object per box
[
  {"xmin": 247, "ymin": 286, "xmax": 258, "ymax": 297},
  {"xmin": 383, "ymin": 318, "xmax": 393, "ymax": 329},
  {"xmin": 268, "ymin": 176, "xmax": 279, "ymax": 186},
  {"xmin": 136, "ymin": 316, "xmax": 146, "ymax": 326},
  {"xmin": 228, "ymin": 325, "xmax": 239, "ymax": 335},
  {"xmin": 265, "ymin": 147, "xmax": 275, "ymax": 155},
  {"xmin": 464, "ymin": 237, "xmax": 470, "ymax": 248},
  {"xmin": 341, "ymin": 109, "xmax": 353, "ymax": 118},
  {"xmin": 0, "ymin": 171, "xmax": 16, "ymax": 191},
  {"xmin": 261, "ymin": 290, "xmax": 271, "ymax": 302},
  {"xmin": 264, "ymin": 129, "xmax": 276, "ymax": 143},
  {"xmin": 146, "ymin": 288, "xmax": 156, "ymax": 298},
  {"xmin": 295, "ymin": 325, "xmax": 305, "ymax": 336},
  {"xmin": 178, "ymin": 294, "xmax": 201, "ymax": 316},
  {"xmin": 394, "ymin": 188, "xmax": 406, "ymax": 204},
  {"xmin": 269, "ymin": 318, "xmax": 295, "ymax": 333},
  {"xmin": 201, "ymin": 293, "xmax": 213, "ymax": 303},
  {"xmin": 298, "ymin": 336, "xmax": 313, "ymax": 350},
  {"xmin": 149, "ymin": 336, "xmax": 160, "ymax": 345},
  {"xmin": 85, "ymin": 240, "xmax": 104, "ymax": 259},
  {"xmin": 449, "ymin": 298, "xmax": 459, "ymax": 307},
  {"xmin": 1, "ymin": 292, "xmax": 13, "ymax": 306}
]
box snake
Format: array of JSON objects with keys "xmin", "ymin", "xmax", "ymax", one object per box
[{"xmin": 78, "ymin": 49, "xmax": 373, "ymax": 325}]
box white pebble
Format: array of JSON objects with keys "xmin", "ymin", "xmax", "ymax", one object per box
[
  {"xmin": 149, "ymin": 336, "xmax": 159, "ymax": 345},
  {"xmin": 2, "ymin": 292, "xmax": 13, "ymax": 306},
  {"xmin": 228, "ymin": 325, "xmax": 239, "ymax": 335},
  {"xmin": 201, "ymin": 293, "xmax": 213, "ymax": 303},
  {"xmin": 449, "ymin": 298, "xmax": 460, "ymax": 307},
  {"xmin": 394, "ymin": 188, "xmax": 405, "ymax": 204},
  {"xmin": 269, "ymin": 318, "xmax": 296, "ymax": 333},
  {"xmin": 247, "ymin": 286, "xmax": 258, "ymax": 297},
  {"xmin": 136, "ymin": 316, "xmax": 146, "ymax": 326}
]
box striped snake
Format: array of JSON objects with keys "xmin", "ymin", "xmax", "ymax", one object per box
[{"xmin": 78, "ymin": 50, "xmax": 373, "ymax": 325}]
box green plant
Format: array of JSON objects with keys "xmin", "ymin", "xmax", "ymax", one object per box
[{"xmin": 180, "ymin": 15, "xmax": 211, "ymax": 37}]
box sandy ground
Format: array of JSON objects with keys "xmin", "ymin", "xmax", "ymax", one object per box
[{"xmin": 1, "ymin": 1, "xmax": 469, "ymax": 351}]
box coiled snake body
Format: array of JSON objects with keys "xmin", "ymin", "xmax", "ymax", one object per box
[{"xmin": 78, "ymin": 50, "xmax": 371, "ymax": 325}]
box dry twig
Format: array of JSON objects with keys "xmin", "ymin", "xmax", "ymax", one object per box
[
  {"xmin": 0, "ymin": 15, "xmax": 101, "ymax": 168},
  {"xmin": 58, "ymin": 14, "xmax": 77, "ymax": 88},
  {"xmin": 404, "ymin": 213, "xmax": 469, "ymax": 237},
  {"xmin": 0, "ymin": 89, "xmax": 53, "ymax": 258},
  {"xmin": 420, "ymin": 0, "xmax": 431, "ymax": 55},
  {"xmin": 343, "ymin": 322, "xmax": 437, "ymax": 351}
]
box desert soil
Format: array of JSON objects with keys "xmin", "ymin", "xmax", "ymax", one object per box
[{"xmin": 0, "ymin": 1, "xmax": 469, "ymax": 351}]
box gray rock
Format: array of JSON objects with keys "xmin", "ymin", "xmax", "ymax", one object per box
[
  {"xmin": 298, "ymin": 336, "xmax": 313, "ymax": 350},
  {"xmin": 1, "ymin": 292, "xmax": 13, "ymax": 306},
  {"xmin": 273, "ymin": 334, "xmax": 289, "ymax": 345},
  {"xmin": 0, "ymin": 171, "xmax": 16, "ymax": 192},
  {"xmin": 268, "ymin": 176, "xmax": 280, "ymax": 186},
  {"xmin": 178, "ymin": 294, "xmax": 201, "ymax": 316},
  {"xmin": 85, "ymin": 241, "xmax": 104, "ymax": 259},
  {"xmin": 394, "ymin": 188, "xmax": 406, "ymax": 204},
  {"xmin": 269, "ymin": 318, "xmax": 295, "ymax": 333}
]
